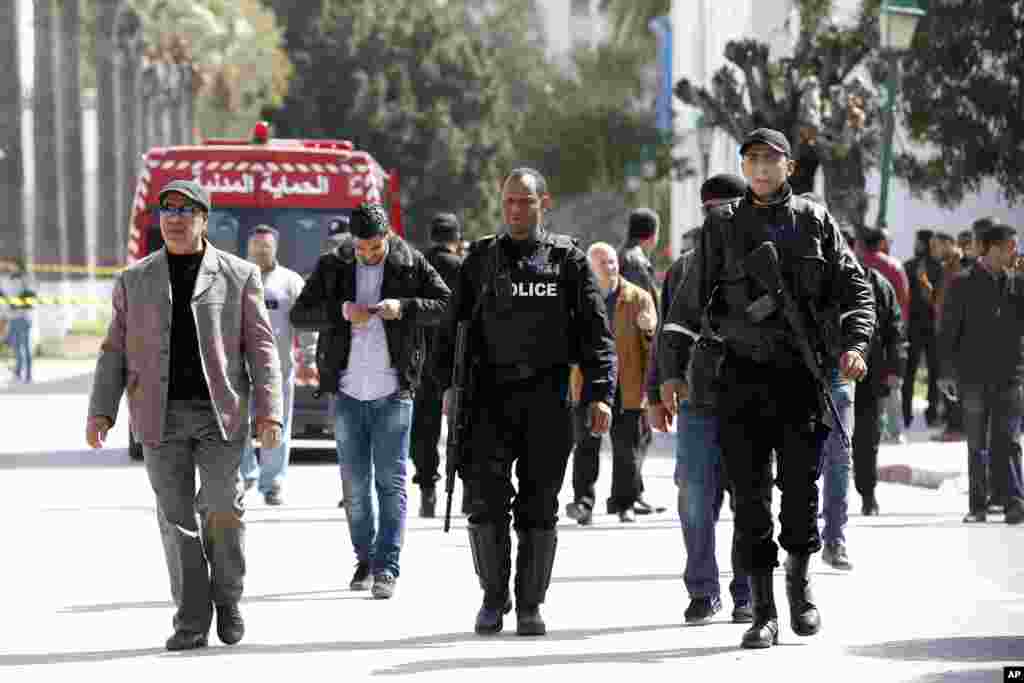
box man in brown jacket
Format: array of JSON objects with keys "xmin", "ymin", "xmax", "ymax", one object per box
[
  {"xmin": 567, "ymin": 242, "xmax": 657, "ymax": 523},
  {"xmin": 86, "ymin": 180, "xmax": 284, "ymax": 651}
]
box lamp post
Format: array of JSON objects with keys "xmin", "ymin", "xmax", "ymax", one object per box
[{"xmin": 876, "ymin": 0, "xmax": 926, "ymax": 229}]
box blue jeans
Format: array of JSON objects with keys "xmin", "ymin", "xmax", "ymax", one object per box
[
  {"xmin": 821, "ymin": 377, "xmax": 855, "ymax": 544},
  {"xmin": 8, "ymin": 317, "xmax": 32, "ymax": 382},
  {"xmin": 674, "ymin": 401, "xmax": 750, "ymax": 604},
  {"xmin": 334, "ymin": 391, "xmax": 413, "ymax": 578},
  {"xmin": 240, "ymin": 374, "xmax": 295, "ymax": 494}
]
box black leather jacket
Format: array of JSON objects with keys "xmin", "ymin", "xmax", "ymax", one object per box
[
  {"xmin": 289, "ymin": 234, "xmax": 451, "ymax": 396},
  {"xmin": 658, "ymin": 185, "xmax": 875, "ymax": 384}
]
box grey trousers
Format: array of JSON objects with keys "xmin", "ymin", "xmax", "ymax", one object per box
[{"xmin": 143, "ymin": 400, "xmax": 247, "ymax": 635}]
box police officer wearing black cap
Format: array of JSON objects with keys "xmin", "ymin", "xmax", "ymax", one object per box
[
  {"xmin": 435, "ymin": 168, "xmax": 616, "ymax": 636},
  {"xmin": 410, "ymin": 212, "xmax": 465, "ymax": 517},
  {"xmin": 659, "ymin": 128, "xmax": 874, "ymax": 649},
  {"xmin": 939, "ymin": 220, "xmax": 1024, "ymax": 525}
]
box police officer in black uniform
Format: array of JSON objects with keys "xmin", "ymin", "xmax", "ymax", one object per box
[
  {"xmin": 411, "ymin": 213, "xmax": 465, "ymax": 517},
  {"xmin": 435, "ymin": 168, "xmax": 617, "ymax": 637},
  {"xmin": 659, "ymin": 129, "xmax": 874, "ymax": 649},
  {"xmin": 939, "ymin": 221, "xmax": 1024, "ymax": 525}
]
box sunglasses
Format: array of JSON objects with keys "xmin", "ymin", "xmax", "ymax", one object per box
[{"xmin": 159, "ymin": 205, "xmax": 200, "ymax": 218}]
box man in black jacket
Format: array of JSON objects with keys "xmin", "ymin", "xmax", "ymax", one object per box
[
  {"xmin": 411, "ymin": 212, "xmax": 464, "ymax": 517},
  {"xmin": 903, "ymin": 229, "xmax": 943, "ymax": 427},
  {"xmin": 939, "ymin": 222, "xmax": 1024, "ymax": 525},
  {"xmin": 290, "ymin": 203, "xmax": 450, "ymax": 599},
  {"xmin": 435, "ymin": 168, "xmax": 616, "ymax": 637},
  {"xmin": 843, "ymin": 228, "xmax": 907, "ymax": 530},
  {"xmin": 619, "ymin": 208, "xmax": 661, "ymax": 514},
  {"xmin": 658, "ymin": 128, "xmax": 874, "ymax": 649}
]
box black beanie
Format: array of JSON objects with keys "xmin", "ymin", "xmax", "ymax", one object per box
[
  {"xmin": 628, "ymin": 208, "xmax": 660, "ymax": 240},
  {"xmin": 700, "ymin": 174, "xmax": 747, "ymax": 204},
  {"xmin": 430, "ymin": 212, "xmax": 461, "ymax": 242},
  {"xmin": 349, "ymin": 202, "xmax": 390, "ymax": 239}
]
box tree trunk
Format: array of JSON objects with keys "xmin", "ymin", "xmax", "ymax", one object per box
[
  {"xmin": 34, "ymin": 0, "xmax": 64, "ymax": 277},
  {"xmin": 58, "ymin": 0, "xmax": 86, "ymax": 275},
  {"xmin": 94, "ymin": 0, "xmax": 123, "ymax": 267},
  {"xmin": 117, "ymin": 33, "xmax": 142, "ymax": 258},
  {"xmin": 0, "ymin": 0, "xmax": 26, "ymax": 266}
]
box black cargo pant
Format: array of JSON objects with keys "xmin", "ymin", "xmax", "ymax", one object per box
[
  {"xmin": 410, "ymin": 375, "xmax": 443, "ymax": 488},
  {"xmin": 853, "ymin": 380, "xmax": 884, "ymax": 500},
  {"xmin": 467, "ymin": 367, "xmax": 574, "ymax": 530},
  {"xmin": 961, "ymin": 382, "xmax": 1024, "ymax": 513},
  {"xmin": 903, "ymin": 324, "xmax": 939, "ymax": 426},
  {"xmin": 570, "ymin": 389, "xmax": 644, "ymax": 513},
  {"xmin": 717, "ymin": 357, "xmax": 825, "ymax": 573}
]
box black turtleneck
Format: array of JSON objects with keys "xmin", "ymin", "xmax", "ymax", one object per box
[{"xmin": 166, "ymin": 249, "xmax": 211, "ymax": 401}]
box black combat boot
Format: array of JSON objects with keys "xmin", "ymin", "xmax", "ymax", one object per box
[
  {"xmin": 740, "ymin": 573, "xmax": 779, "ymax": 649},
  {"xmin": 515, "ymin": 528, "xmax": 557, "ymax": 636},
  {"xmin": 467, "ymin": 523, "xmax": 512, "ymax": 634},
  {"xmin": 420, "ymin": 486, "xmax": 437, "ymax": 518},
  {"xmin": 785, "ymin": 553, "xmax": 821, "ymax": 636}
]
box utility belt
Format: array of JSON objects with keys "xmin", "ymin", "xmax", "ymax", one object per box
[
  {"xmin": 488, "ymin": 362, "xmax": 567, "ymax": 385},
  {"xmin": 715, "ymin": 317, "xmax": 803, "ymax": 368}
]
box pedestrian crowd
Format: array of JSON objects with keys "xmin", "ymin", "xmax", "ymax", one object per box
[{"xmin": 84, "ymin": 126, "xmax": 1021, "ymax": 653}]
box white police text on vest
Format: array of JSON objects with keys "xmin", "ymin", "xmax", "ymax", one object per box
[{"xmin": 512, "ymin": 282, "xmax": 559, "ymax": 297}]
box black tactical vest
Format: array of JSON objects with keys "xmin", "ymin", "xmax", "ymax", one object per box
[
  {"xmin": 711, "ymin": 198, "xmax": 829, "ymax": 365},
  {"xmin": 480, "ymin": 232, "xmax": 576, "ymax": 371}
]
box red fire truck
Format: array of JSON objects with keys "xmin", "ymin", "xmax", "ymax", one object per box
[{"xmin": 125, "ymin": 121, "xmax": 401, "ymax": 459}]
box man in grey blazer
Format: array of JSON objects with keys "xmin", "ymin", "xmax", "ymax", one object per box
[{"xmin": 86, "ymin": 179, "xmax": 283, "ymax": 651}]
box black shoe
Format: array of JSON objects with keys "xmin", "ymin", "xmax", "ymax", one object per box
[
  {"xmin": 372, "ymin": 572, "xmax": 397, "ymax": 599},
  {"xmin": 741, "ymin": 573, "xmax": 779, "ymax": 649},
  {"xmin": 684, "ymin": 595, "xmax": 722, "ymax": 625},
  {"xmin": 264, "ymin": 488, "xmax": 283, "ymax": 506},
  {"xmin": 861, "ymin": 496, "xmax": 880, "ymax": 516},
  {"xmin": 731, "ymin": 600, "xmax": 754, "ymax": 624},
  {"xmin": 962, "ymin": 511, "xmax": 987, "ymax": 524},
  {"xmin": 338, "ymin": 497, "xmax": 347, "ymax": 509},
  {"xmin": 215, "ymin": 603, "xmax": 245, "ymax": 645},
  {"xmin": 565, "ymin": 501, "xmax": 593, "ymax": 526},
  {"xmin": 784, "ymin": 554, "xmax": 821, "ymax": 636},
  {"xmin": 633, "ymin": 498, "xmax": 666, "ymax": 515},
  {"xmin": 1005, "ymin": 503, "xmax": 1024, "ymax": 525},
  {"xmin": 165, "ymin": 630, "xmax": 208, "ymax": 651},
  {"xmin": 516, "ymin": 607, "xmax": 546, "ymax": 636},
  {"xmin": 420, "ymin": 487, "xmax": 437, "ymax": 518},
  {"xmin": 475, "ymin": 598, "xmax": 513, "ymax": 635},
  {"xmin": 350, "ymin": 562, "xmax": 372, "ymax": 591},
  {"xmin": 821, "ymin": 541, "xmax": 853, "ymax": 571},
  {"xmin": 618, "ymin": 508, "xmax": 636, "ymax": 523}
]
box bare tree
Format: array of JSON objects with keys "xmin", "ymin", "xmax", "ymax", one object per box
[
  {"xmin": 0, "ymin": 0, "xmax": 26, "ymax": 266},
  {"xmin": 58, "ymin": 0, "xmax": 86, "ymax": 274},
  {"xmin": 34, "ymin": 0, "xmax": 64, "ymax": 274}
]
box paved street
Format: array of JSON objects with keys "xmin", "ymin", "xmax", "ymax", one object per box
[{"xmin": 2, "ymin": 365, "xmax": 1022, "ymax": 682}]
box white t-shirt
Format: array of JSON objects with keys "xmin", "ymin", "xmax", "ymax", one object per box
[{"xmin": 260, "ymin": 264, "xmax": 307, "ymax": 378}]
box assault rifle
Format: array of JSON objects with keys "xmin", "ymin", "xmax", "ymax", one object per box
[
  {"xmin": 744, "ymin": 241, "xmax": 851, "ymax": 449},
  {"xmin": 443, "ymin": 320, "xmax": 475, "ymax": 532}
]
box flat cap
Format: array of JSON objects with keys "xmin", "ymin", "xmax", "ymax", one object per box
[{"xmin": 158, "ymin": 179, "xmax": 211, "ymax": 212}]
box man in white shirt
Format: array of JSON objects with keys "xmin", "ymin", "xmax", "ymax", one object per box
[{"xmin": 241, "ymin": 225, "xmax": 308, "ymax": 505}]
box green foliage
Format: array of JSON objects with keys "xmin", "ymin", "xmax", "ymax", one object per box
[
  {"xmin": 895, "ymin": 0, "xmax": 1023, "ymax": 207},
  {"xmin": 515, "ymin": 42, "xmax": 676, "ymax": 198},
  {"xmin": 264, "ymin": 0, "xmax": 514, "ymax": 244},
  {"xmin": 598, "ymin": 0, "xmax": 670, "ymax": 47}
]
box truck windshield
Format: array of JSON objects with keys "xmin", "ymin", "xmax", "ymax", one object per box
[{"xmin": 145, "ymin": 207, "xmax": 351, "ymax": 276}]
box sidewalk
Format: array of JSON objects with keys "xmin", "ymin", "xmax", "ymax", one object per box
[{"xmin": 0, "ymin": 357, "xmax": 98, "ymax": 392}]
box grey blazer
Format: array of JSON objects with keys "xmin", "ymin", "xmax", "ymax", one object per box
[{"xmin": 88, "ymin": 243, "xmax": 284, "ymax": 446}]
